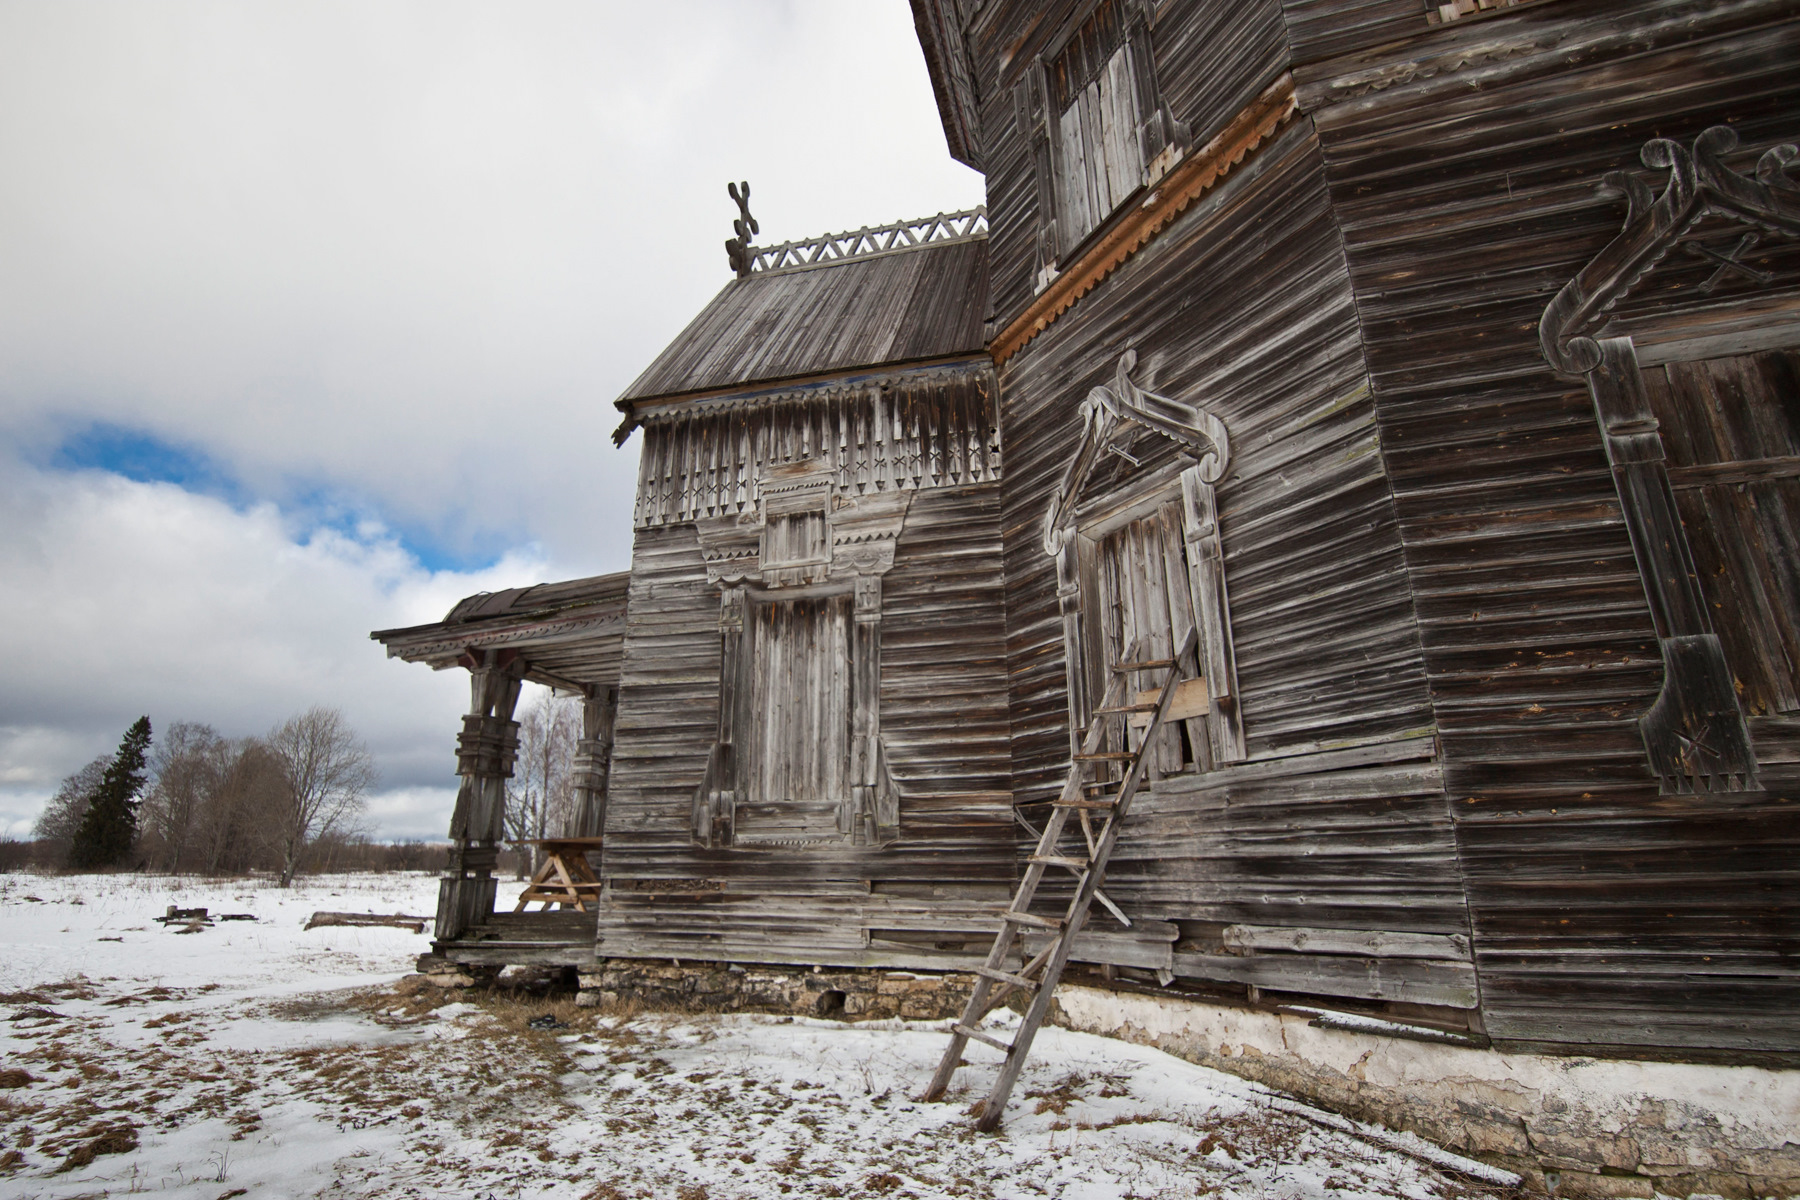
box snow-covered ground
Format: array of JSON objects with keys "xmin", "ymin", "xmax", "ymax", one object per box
[{"xmin": 0, "ymin": 871, "xmax": 1510, "ymax": 1200}]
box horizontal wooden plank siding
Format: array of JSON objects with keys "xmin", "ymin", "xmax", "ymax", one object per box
[
  {"xmin": 1308, "ymin": 0, "xmax": 1800, "ymax": 1049},
  {"xmin": 596, "ymin": 483, "xmax": 1017, "ymax": 965},
  {"xmin": 968, "ymin": 0, "xmax": 1293, "ymax": 344},
  {"xmin": 994, "ymin": 113, "xmax": 1463, "ymax": 995}
]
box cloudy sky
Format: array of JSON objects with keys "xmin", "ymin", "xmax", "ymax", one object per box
[{"xmin": 0, "ymin": 1, "xmax": 984, "ymax": 839}]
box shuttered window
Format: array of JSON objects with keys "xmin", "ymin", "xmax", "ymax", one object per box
[
  {"xmin": 1049, "ymin": 0, "xmax": 1143, "ymax": 252},
  {"xmin": 1644, "ymin": 349, "xmax": 1800, "ymax": 715},
  {"xmin": 1093, "ymin": 501, "xmax": 1211, "ymax": 774},
  {"xmin": 735, "ymin": 594, "xmax": 854, "ymax": 844}
]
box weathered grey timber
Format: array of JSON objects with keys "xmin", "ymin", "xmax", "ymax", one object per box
[
  {"xmin": 373, "ymin": 3, "xmax": 1800, "ymax": 1130},
  {"xmin": 936, "ymin": 0, "xmax": 1798, "ymax": 1069},
  {"xmin": 373, "ymin": 573, "xmax": 628, "ymax": 954}
]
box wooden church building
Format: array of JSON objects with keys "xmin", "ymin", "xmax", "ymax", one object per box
[{"xmin": 376, "ymin": 0, "xmax": 1798, "ymax": 1185}]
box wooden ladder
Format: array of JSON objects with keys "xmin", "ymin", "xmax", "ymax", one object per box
[{"xmin": 922, "ymin": 628, "xmax": 1198, "ymax": 1130}]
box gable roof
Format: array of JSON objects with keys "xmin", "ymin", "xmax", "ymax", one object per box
[
  {"xmin": 910, "ymin": 0, "xmax": 983, "ymax": 172},
  {"xmin": 613, "ymin": 231, "xmax": 988, "ymax": 441}
]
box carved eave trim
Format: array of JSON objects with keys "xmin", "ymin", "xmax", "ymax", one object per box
[
  {"xmin": 376, "ymin": 608, "xmax": 628, "ymax": 666},
  {"xmin": 1042, "ymin": 351, "xmax": 1230, "ymax": 555},
  {"xmin": 1540, "ymin": 126, "xmax": 1800, "ymax": 377},
  {"xmin": 990, "ymin": 74, "xmax": 1297, "ymax": 368}
]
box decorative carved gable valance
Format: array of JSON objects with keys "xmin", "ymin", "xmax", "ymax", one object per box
[{"xmin": 633, "ymin": 364, "xmax": 998, "ymax": 530}]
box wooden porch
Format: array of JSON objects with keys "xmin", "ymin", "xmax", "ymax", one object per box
[{"xmin": 435, "ymin": 910, "xmax": 599, "ymax": 968}]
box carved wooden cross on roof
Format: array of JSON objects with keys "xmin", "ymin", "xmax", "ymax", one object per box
[{"xmin": 724, "ymin": 180, "xmax": 758, "ymax": 278}]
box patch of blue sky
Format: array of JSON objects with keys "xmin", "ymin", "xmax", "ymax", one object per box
[
  {"xmin": 270, "ymin": 483, "xmax": 513, "ymax": 575},
  {"xmin": 49, "ymin": 421, "xmax": 250, "ymax": 506},
  {"xmin": 48, "ymin": 422, "xmax": 512, "ymax": 575}
]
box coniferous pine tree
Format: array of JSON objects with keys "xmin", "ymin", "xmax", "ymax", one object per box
[{"xmin": 68, "ymin": 716, "xmax": 153, "ymax": 870}]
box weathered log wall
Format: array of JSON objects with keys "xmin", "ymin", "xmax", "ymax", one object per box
[
  {"xmin": 972, "ymin": 0, "xmax": 1292, "ymax": 342},
  {"xmin": 1301, "ymin": 0, "xmax": 1800, "ymax": 1051},
  {"xmin": 992, "ymin": 113, "xmax": 1465, "ymax": 991}
]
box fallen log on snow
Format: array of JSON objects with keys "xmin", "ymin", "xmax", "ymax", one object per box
[{"xmin": 304, "ymin": 911, "xmax": 430, "ymax": 934}]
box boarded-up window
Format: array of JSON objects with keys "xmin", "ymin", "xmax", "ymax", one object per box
[
  {"xmin": 1093, "ymin": 501, "xmax": 1210, "ymax": 774},
  {"xmin": 1049, "ymin": 0, "xmax": 1143, "ymax": 252},
  {"xmin": 736, "ymin": 594, "xmax": 854, "ymax": 844},
  {"xmin": 763, "ymin": 510, "xmax": 829, "ymax": 570},
  {"xmin": 1644, "ymin": 349, "xmax": 1800, "ymax": 716}
]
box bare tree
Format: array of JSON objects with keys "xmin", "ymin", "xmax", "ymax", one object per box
[
  {"xmin": 265, "ymin": 707, "xmax": 377, "ymax": 887},
  {"xmin": 200, "ymin": 738, "xmax": 285, "ymax": 875},
  {"xmin": 33, "ymin": 756, "xmax": 109, "ymax": 846},
  {"xmin": 140, "ymin": 722, "xmax": 228, "ymax": 873},
  {"xmin": 503, "ymin": 692, "xmax": 582, "ymax": 878}
]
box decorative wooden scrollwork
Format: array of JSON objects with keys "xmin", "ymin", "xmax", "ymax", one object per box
[
  {"xmin": 1538, "ymin": 126, "xmax": 1797, "ymax": 795},
  {"xmin": 1043, "ymin": 351, "xmax": 1244, "ymax": 766},
  {"xmin": 1042, "ymin": 349, "xmax": 1229, "ymax": 557},
  {"xmin": 1540, "ymin": 126, "xmax": 1800, "ymax": 375},
  {"xmin": 724, "ymin": 180, "xmax": 758, "ymax": 279}
]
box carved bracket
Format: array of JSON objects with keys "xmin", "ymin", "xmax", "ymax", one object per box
[{"xmin": 1540, "ymin": 126, "xmax": 1800, "ymax": 376}]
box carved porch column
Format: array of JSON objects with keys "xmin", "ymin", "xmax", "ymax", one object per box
[
  {"xmin": 566, "ymin": 686, "xmax": 617, "ymax": 839},
  {"xmin": 437, "ymin": 649, "xmax": 525, "ymax": 941}
]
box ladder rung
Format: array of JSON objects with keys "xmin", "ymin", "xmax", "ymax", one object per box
[
  {"xmin": 1000, "ymin": 909, "xmax": 1062, "ymax": 929},
  {"xmin": 1074, "ymin": 751, "xmax": 1135, "ymax": 761},
  {"xmin": 1112, "ymin": 658, "xmax": 1175, "ymax": 671},
  {"xmin": 1053, "ymin": 798, "xmax": 1117, "ymax": 810},
  {"xmin": 975, "ymin": 965, "xmax": 1039, "ymax": 992},
  {"xmin": 1093, "ymin": 703, "xmax": 1158, "ymax": 714},
  {"xmin": 953, "ymin": 1023, "xmax": 1014, "ymax": 1053},
  {"xmin": 1029, "ymin": 854, "xmax": 1089, "ymax": 870}
]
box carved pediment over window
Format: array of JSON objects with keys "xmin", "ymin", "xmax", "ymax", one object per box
[
  {"xmin": 1537, "ymin": 126, "xmax": 1800, "ymax": 796},
  {"xmin": 1042, "ymin": 349, "xmax": 1229, "ymax": 556},
  {"xmin": 1540, "ymin": 126, "xmax": 1800, "ymax": 376},
  {"xmin": 695, "ymin": 459, "xmax": 912, "ymax": 590},
  {"xmin": 1043, "ymin": 351, "xmax": 1244, "ymax": 767}
]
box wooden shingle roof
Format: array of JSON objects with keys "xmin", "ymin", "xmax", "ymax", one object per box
[{"xmin": 614, "ymin": 230, "xmax": 988, "ymax": 439}]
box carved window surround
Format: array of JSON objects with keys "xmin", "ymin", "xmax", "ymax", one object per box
[
  {"xmin": 1043, "ymin": 351, "xmax": 1245, "ymax": 766},
  {"xmin": 1540, "ymin": 125, "xmax": 1800, "ymax": 795},
  {"xmin": 691, "ymin": 459, "xmax": 911, "ymax": 850}
]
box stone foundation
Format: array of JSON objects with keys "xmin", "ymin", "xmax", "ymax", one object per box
[
  {"xmin": 575, "ymin": 958, "xmax": 975, "ymax": 1021},
  {"xmin": 1049, "ymin": 984, "xmax": 1800, "ymax": 1200}
]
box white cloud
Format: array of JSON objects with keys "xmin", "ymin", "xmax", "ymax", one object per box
[
  {"xmin": 0, "ymin": 463, "xmax": 559, "ymax": 836},
  {"xmin": 0, "ymin": 1, "xmax": 983, "ymax": 840},
  {"xmin": 0, "ymin": 1, "xmax": 983, "ymax": 566}
]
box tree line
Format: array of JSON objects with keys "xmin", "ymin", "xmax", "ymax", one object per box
[{"xmin": 32, "ymin": 706, "xmax": 378, "ymax": 886}]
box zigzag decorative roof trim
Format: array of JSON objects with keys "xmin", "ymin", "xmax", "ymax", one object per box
[{"xmin": 749, "ymin": 208, "xmax": 986, "ymax": 274}]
